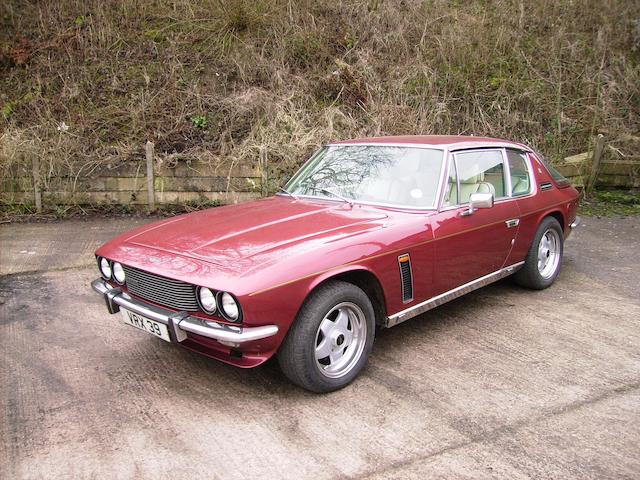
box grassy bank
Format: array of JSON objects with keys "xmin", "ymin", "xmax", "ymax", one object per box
[{"xmin": 1, "ymin": 0, "xmax": 639, "ymax": 197}]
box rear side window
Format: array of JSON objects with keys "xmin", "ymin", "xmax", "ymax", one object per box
[
  {"xmin": 506, "ymin": 150, "xmax": 531, "ymax": 196},
  {"xmin": 537, "ymin": 153, "xmax": 570, "ymax": 187}
]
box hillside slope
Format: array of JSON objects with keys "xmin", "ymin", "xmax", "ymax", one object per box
[{"xmin": 1, "ymin": 0, "xmax": 638, "ymax": 199}]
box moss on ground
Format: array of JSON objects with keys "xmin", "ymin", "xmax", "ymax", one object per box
[{"xmin": 579, "ymin": 191, "xmax": 640, "ymax": 217}]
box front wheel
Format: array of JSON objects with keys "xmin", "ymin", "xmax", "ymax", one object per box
[
  {"xmin": 278, "ymin": 281, "xmax": 375, "ymax": 393},
  {"xmin": 514, "ymin": 216, "xmax": 564, "ymax": 289}
]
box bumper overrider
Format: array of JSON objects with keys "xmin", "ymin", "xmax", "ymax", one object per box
[{"xmin": 91, "ymin": 278, "xmax": 278, "ymax": 348}]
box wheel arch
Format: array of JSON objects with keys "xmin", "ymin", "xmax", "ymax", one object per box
[
  {"xmin": 304, "ymin": 267, "xmax": 388, "ymax": 327},
  {"xmin": 546, "ymin": 209, "xmax": 566, "ymax": 232}
]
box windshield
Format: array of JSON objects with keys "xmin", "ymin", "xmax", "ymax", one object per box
[{"xmin": 285, "ymin": 145, "xmax": 444, "ymax": 208}]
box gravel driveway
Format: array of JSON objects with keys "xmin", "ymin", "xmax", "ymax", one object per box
[{"xmin": 1, "ymin": 216, "xmax": 639, "ymax": 479}]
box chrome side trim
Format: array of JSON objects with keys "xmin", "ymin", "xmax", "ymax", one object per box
[
  {"xmin": 91, "ymin": 279, "xmax": 278, "ymax": 345},
  {"xmin": 385, "ymin": 261, "xmax": 525, "ymax": 327}
]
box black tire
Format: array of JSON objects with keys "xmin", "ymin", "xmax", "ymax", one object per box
[
  {"xmin": 278, "ymin": 280, "xmax": 375, "ymax": 393},
  {"xmin": 513, "ymin": 216, "xmax": 564, "ymax": 290}
]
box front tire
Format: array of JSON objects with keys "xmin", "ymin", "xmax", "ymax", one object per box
[
  {"xmin": 278, "ymin": 281, "xmax": 375, "ymax": 393},
  {"xmin": 514, "ymin": 216, "xmax": 564, "ymax": 289}
]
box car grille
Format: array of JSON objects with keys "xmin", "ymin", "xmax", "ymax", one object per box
[{"xmin": 123, "ymin": 266, "xmax": 198, "ymax": 312}]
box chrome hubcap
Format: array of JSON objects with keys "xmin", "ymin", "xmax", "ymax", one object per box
[
  {"xmin": 537, "ymin": 229, "xmax": 561, "ymax": 279},
  {"xmin": 315, "ymin": 302, "xmax": 367, "ymax": 378}
]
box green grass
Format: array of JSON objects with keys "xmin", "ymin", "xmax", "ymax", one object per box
[{"xmin": 579, "ymin": 191, "xmax": 640, "ymax": 217}]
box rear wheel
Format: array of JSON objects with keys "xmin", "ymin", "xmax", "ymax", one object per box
[
  {"xmin": 514, "ymin": 216, "xmax": 564, "ymax": 289},
  {"xmin": 278, "ymin": 281, "xmax": 375, "ymax": 393}
]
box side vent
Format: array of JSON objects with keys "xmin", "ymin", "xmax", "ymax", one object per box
[
  {"xmin": 398, "ymin": 254, "xmax": 414, "ymax": 303},
  {"xmin": 540, "ymin": 182, "xmax": 553, "ymax": 191}
]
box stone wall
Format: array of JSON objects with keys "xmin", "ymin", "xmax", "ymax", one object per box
[
  {"xmin": 1, "ymin": 155, "xmax": 263, "ymax": 207},
  {"xmin": 2, "ymin": 150, "xmax": 638, "ymax": 209}
]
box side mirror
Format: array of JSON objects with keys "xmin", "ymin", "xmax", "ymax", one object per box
[{"xmin": 461, "ymin": 192, "xmax": 494, "ymax": 216}]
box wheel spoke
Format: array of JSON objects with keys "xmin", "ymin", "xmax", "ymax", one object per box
[
  {"xmin": 319, "ymin": 317, "xmax": 334, "ymax": 337},
  {"xmin": 315, "ymin": 338, "xmax": 332, "ymax": 360},
  {"xmin": 329, "ymin": 349, "xmax": 343, "ymax": 365},
  {"xmin": 334, "ymin": 309, "xmax": 349, "ymax": 331},
  {"xmin": 343, "ymin": 328, "xmax": 354, "ymax": 346}
]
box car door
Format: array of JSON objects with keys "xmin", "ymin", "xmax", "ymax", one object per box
[{"xmin": 432, "ymin": 149, "xmax": 520, "ymax": 296}]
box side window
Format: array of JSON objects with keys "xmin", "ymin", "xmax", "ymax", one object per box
[
  {"xmin": 537, "ymin": 153, "xmax": 570, "ymax": 187},
  {"xmin": 443, "ymin": 156, "xmax": 458, "ymax": 207},
  {"xmin": 506, "ymin": 149, "xmax": 531, "ymax": 196},
  {"xmin": 454, "ymin": 150, "xmax": 505, "ymax": 204}
]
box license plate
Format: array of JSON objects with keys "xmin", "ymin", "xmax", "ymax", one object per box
[{"xmin": 120, "ymin": 308, "xmax": 171, "ymax": 342}]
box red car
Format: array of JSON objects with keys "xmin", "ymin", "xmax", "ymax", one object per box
[{"xmin": 92, "ymin": 136, "xmax": 580, "ymax": 392}]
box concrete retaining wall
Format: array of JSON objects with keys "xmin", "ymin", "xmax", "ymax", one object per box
[{"xmin": 1, "ymin": 156, "xmax": 263, "ymax": 206}]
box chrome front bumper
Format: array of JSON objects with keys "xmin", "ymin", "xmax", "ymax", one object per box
[{"xmin": 91, "ymin": 278, "xmax": 278, "ymax": 347}]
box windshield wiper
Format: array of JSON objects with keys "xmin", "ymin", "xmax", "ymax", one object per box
[
  {"xmin": 320, "ymin": 188, "xmax": 354, "ymax": 207},
  {"xmin": 278, "ymin": 187, "xmax": 299, "ymax": 200}
]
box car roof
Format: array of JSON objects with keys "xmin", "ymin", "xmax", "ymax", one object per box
[{"xmin": 331, "ymin": 135, "xmax": 532, "ymax": 152}]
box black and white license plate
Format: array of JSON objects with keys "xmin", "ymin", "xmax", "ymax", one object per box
[{"xmin": 121, "ymin": 308, "xmax": 171, "ymax": 342}]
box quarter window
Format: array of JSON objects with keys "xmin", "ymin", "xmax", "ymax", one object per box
[
  {"xmin": 537, "ymin": 153, "xmax": 570, "ymax": 187},
  {"xmin": 453, "ymin": 150, "xmax": 506, "ymax": 204},
  {"xmin": 506, "ymin": 149, "xmax": 531, "ymax": 196}
]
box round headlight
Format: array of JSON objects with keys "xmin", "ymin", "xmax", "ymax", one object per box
[
  {"xmin": 220, "ymin": 292, "xmax": 239, "ymax": 321},
  {"xmin": 113, "ymin": 262, "xmax": 126, "ymax": 284},
  {"xmin": 99, "ymin": 257, "xmax": 112, "ymax": 279},
  {"xmin": 198, "ymin": 287, "xmax": 217, "ymax": 313}
]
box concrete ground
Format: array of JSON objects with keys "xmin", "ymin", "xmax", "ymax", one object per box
[{"xmin": 1, "ymin": 216, "xmax": 639, "ymax": 480}]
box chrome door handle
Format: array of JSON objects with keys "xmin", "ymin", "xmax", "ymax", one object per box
[{"xmin": 505, "ymin": 219, "xmax": 520, "ymax": 228}]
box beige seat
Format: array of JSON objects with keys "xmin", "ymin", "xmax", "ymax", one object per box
[
  {"xmin": 476, "ymin": 181, "xmax": 495, "ymax": 196},
  {"xmin": 445, "ymin": 175, "xmax": 495, "ymax": 205},
  {"xmin": 512, "ymin": 176, "xmax": 530, "ymax": 195}
]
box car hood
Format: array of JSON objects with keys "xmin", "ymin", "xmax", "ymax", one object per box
[{"xmin": 120, "ymin": 196, "xmax": 388, "ymax": 269}]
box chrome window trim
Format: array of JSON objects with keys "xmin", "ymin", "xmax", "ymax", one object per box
[
  {"xmin": 330, "ymin": 141, "xmax": 534, "ymax": 152},
  {"xmin": 504, "ymin": 148, "xmax": 535, "ymax": 198},
  {"xmin": 501, "ymin": 148, "xmax": 513, "ymax": 198},
  {"xmin": 280, "ymin": 145, "xmax": 447, "ymax": 211},
  {"xmin": 434, "ymin": 147, "xmax": 449, "ymax": 210},
  {"xmin": 437, "ymin": 150, "xmax": 457, "ymax": 210},
  {"xmin": 437, "ymin": 146, "xmax": 538, "ymax": 210},
  {"xmin": 327, "ymin": 142, "xmax": 449, "ymax": 150},
  {"xmin": 440, "ymin": 148, "xmax": 509, "ymax": 209}
]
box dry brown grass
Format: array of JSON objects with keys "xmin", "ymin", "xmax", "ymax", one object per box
[{"xmin": 1, "ymin": 0, "xmax": 639, "ymax": 202}]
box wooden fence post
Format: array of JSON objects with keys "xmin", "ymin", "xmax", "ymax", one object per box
[
  {"xmin": 145, "ymin": 141, "xmax": 155, "ymax": 211},
  {"xmin": 585, "ymin": 134, "xmax": 605, "ymax": 198},
  {"xmin": 260, "ymin": 148, "xmax": 269, "ymax": 197},
  {"xmin": 32, "ymin": 156, "xmax": 42, "ymax": 213}
]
